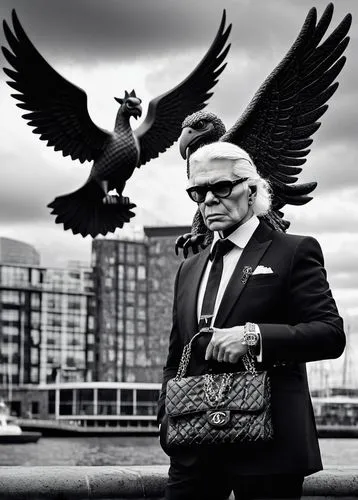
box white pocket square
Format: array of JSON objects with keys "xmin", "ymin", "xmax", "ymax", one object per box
[{"xmin": 252, "ymin": 265, "xmax": 274, "ymax": 275}]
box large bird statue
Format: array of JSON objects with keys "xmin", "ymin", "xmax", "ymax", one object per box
[
  {"xmin": 2, "ymin": 10, "xmax": 231, "ymax": 237},
  {"xmin": 176, "ymin": 3, "xmax": 351, "ymax": 257}
]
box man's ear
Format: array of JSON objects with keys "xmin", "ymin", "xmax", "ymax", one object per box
[{"xmin": 248, "ymin": 185, "xmax": 257, "ymax": 204}]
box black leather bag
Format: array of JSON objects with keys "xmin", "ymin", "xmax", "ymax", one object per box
[{"xmin": 165, "ymin": 332, "xmax": 273, "ymax": 448}]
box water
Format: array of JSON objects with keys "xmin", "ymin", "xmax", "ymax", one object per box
[{"xmin": 0, "ymin": 437, "xmax": 357, "ymax": 467}]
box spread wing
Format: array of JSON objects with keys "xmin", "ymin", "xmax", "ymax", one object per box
[
  {"xmin": 2, "ymin": 10, "xmax": 110, "ymax": 164},
  {"xmin": 221, "ymin": 4, "xmax": 352, "ymax": 210},
  {"xmin": 135, "ymin": 10, "xmax": 231, "ymax": 167}
]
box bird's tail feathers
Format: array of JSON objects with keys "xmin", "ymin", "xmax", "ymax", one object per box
[{"xmin": 48, "ymin": 180, "xmax": 136, "ymax": 237}]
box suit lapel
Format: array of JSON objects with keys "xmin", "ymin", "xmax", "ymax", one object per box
[
  {"xmin": 214, "ymin": 221, "xmax": 273, "ymax": 327},
  {"xmin": 179, "ymin": 247, "xmax": 210, "ymax": 341}
]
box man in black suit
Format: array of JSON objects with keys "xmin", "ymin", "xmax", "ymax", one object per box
[{"xmin": 158, "ymin": 141, "xmax": 345, "ymax": 500}]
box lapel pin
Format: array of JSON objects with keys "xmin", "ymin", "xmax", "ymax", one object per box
[{"xmin": 241, "ymin": 266, "xmax": 253, "ymax": 284}]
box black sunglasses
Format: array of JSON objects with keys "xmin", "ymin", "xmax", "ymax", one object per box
[{"xmin": 186, "ymin": 178, "xmax": 248, "ymax": 203}]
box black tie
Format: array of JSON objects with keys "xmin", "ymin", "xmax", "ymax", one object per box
[{"xmin": 198, "ymin": 239, "xmax": 235, "ymax": 330}]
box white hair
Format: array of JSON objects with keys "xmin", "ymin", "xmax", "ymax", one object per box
[{"xmin": 189, "ymin": 142, "xmax": 272, "ymax": 216}]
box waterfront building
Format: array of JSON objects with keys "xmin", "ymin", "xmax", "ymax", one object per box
[
  {"xmin": 15, "ymin": 381, "xmax": 161, "ymax": 430},
  {"xmin": 0, "ymin": 237, "xmax": 40, "ymax": 266},
  {"xmin": 91, "ymin": 225, "xmax": 189, "ymax": 383},
  {"xmin": 0, "ymin": 263, "xmax": 95, "ymax": 413}
]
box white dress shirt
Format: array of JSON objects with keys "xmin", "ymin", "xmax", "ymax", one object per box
[
  {"xmin": 197, "ymin": 215, "xmax": 259, "ymax": 322},
  {"xmin": 197, "ymin": 215, "xmax": 262, "ymax": 361}
]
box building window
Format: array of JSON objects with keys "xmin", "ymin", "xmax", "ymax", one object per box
[
  {"xmin": 2, "ymin": 325, "xmax": 19, "ymax": 336},
  {"xmin": 31, "ymin": 311, "xmax": 40, "ymax": 328},
  {"xmin": 88, "ymin": 316, "xmax": 94, "ymax": 330},
  {"xmin": 127, "ymin": 336, "xmax": 134, "ymax": 350},
  {"xmin": 125, "ymin": 292, "xmax": 135, "ymax": 304},
  {"xmin": 31, "ymin": 401, "xmax": 39, "ymax": 415},
  {"xmin": 126, "ymin": 320, "xmax": 134, "ymax": 334},
  {"xmin": 68, "ymin": 297, "xmax": 82, "ymax": 309},
  {"xmin": 31, "ymin": 368, "xmax": 39, "ymax": 384},
  {"xmin": 138, "ymin": 265, "xmax": 146, "ymax": 280},
  {"xmin": 47, "ymin": 313, "xmax": 62, "ymax": 327},
  {"xmin": 138, "ymin": 309, "xmax": 146, "ymax": 320},
  {"xmin": 1, "ymin": 290, "xmax": 20, "ymax": 304},
  {"xmin": 87, "ymin": 333, "xmax": 94, "ymax": 345},
  {"xmin": 1, "ymin": 309, "xmax": 19, "ymax": 321},
  {"xmin": 138, "ymin": 294, "xmax": 146, "ymax": 307},
  {"xmin": 31, "ymin": 348, "xmax": 39, "ymax": 364},
  {"xmin": 127, "ymin": 267, "xmax": 135, "ymax": 280},
  {"xmin": 31, "ymin": 269, "xmax": 42, "ymax": 286},
  {"xmin": 126, "ymin": 351, "xmax": 134, "ymax": 367},
  {"xmin": 126, "ymin": 306, "xmax": 134, "ymax": 319},
  {"xmin": 31, "ymin": 293, "xmax": 41, "ymax": 308},
  {"xmin": 117, "ymin": 265, "xmax": 124, "ymax": 280},
  {"xmin": 137, "ymin": 322, "xmax": 146, "ymax": 334},
  {"xmin": 126, "ymin": 248, "xmax": 135, "ymax": 263},
  {"xmin": 31, "ymin": 330, "xmax": 40, "ymax": 346}
]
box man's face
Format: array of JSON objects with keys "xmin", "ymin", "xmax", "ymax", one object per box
[{"xmin": 188, "ymin": 158, "xmax": 253, "ymax": 232}]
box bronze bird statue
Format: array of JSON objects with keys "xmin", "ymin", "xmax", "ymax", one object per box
[
  {"xmin": 2, "ymin": 10, "xmax": 231, "ymax": 237},
  {"xmin": 176, "ymin": 3, "xmax": 352, "ymax": 257}
]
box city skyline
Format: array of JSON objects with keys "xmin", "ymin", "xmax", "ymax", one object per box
[{"xmin": 0, "ymin": 0, "xmax": 357, "ymax": 324}]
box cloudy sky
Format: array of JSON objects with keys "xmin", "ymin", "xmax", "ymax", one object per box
[{"xmin": 0, "ymin": 0, "xmax": 357, "ymax": 326}]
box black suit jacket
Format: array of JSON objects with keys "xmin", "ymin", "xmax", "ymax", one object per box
[{"xmin": 158, "ymin": 221, "xmax": 345, "ymax": 476}]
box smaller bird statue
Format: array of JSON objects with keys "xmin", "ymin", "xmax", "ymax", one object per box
[
  {"xmin": 176, "ymin": 3, "xmax": 352, "ymax": 257},
  {"xmin": 2, "ymin": 10, "xmax": 231, "ymax": 237}
]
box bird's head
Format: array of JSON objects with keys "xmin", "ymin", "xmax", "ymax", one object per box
[
  {"xmin": 179, "ymin": 111, "xmax": 226, "ymax": 159},
  {"xmin": 115, "ymin": 90, "xmax": 142, "ymax": 119}
]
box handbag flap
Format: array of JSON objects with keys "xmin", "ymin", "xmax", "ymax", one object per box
[{"xmin": 166, "ymin": 372, "xmax": 269, "ymax": 417}]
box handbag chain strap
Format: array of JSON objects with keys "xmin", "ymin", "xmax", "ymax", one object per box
[
  {"xmin": 204, "ymin": 372, "xmax": 233, "ymax": 406},
  {"xmin": 175, "ymin": 331, "xmax": 202, "ymax": 380},
  {"xmin": 175, "ymin": 330, "xmax": 258, "ymax": 382},
  {"xmin": 242, "ymin": 353, "xmax": 258, "ymax": 376}
]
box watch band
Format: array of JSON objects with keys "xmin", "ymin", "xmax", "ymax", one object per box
[{"xmin": 242, "ymin": 322, "xmax": 260, "ymax": 356}]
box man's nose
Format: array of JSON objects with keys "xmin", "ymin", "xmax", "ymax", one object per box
[{"xmin": 203, "ymin": 189, "xmax": 218, "ymax": 205}]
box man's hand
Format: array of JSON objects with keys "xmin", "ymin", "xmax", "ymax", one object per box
[{"xmin": 205, "ymin": 326, "xmax": 248, "ymax": 363}]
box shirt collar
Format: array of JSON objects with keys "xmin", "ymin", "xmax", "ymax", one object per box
[{"xmin": 212, "ymin": 215, "xmax": 260, "ymax": 250}]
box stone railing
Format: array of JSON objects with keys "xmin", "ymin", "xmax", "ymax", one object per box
[{"xmin": 0, "ymin": 465, "xmax": 357, "ymax": 499}]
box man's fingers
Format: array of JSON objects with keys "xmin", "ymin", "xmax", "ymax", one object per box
[
  {"xmin": 211, "ymin": 344, "xmax": 220, "ymax": 361},
  {"xmin": 223, "ymin": 351, "xmax": 231, "ymax": 363},
  {"xmin": 223, "ymin": 351, "xmax": 239, "ymax": 364},
  {"xmin": 217, "ymin": 346, "xmax": 226, "ymax": 363}
]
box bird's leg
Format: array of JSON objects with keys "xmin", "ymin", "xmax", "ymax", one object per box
[
  {"xmin": 101, "ymin": 181, "xmax": 112, "ymax": 204},
  {"xmin": 102, "ymin": 181, "xmax": 131, "ymax": 206},
  {"xmin": 112, "ymin": 183, "xmax": 132, "ymax": 205},
  {"xmin": 102, "ymin": 180, "xmax": 121, "ymax": 205}
]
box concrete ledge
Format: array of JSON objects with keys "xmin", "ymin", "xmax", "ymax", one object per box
[{"xmin": 0, "ymin": 465, "xmax": 357, "ymax": 499}]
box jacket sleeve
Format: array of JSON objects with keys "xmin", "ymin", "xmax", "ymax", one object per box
[
  {"xmin": 157, "ymin": 262, "xmax": 183, "ymax": 425},
  {"xmin": 258, "ymin": 236, "xmax": 345, "ymax": 364}
]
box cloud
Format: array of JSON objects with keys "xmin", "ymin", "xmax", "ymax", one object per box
[
  {"xmin": 286, "ymin": 187, "xmax": 358, "ymax": 235},
  {"xmin": 0, "ymin": 0, "xmax": 228, "ymax": 63}
]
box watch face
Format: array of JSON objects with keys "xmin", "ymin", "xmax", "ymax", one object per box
[{"xmin": 245, "ymin": 332, "xmax": 258, "ymax": 346}]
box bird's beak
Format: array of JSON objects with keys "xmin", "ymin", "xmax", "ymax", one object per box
[
  {"xmin": 133, "ymin": 105, "xmax": 142, "ymax": 120},
  {"xmin": 179, "ymin": 127, "xmax": 198, "ymax": 159}
]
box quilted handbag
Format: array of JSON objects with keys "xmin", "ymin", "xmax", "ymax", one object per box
[{"xmin": 165, "ymin": 331, "xmax": 273, "ymax": 448}]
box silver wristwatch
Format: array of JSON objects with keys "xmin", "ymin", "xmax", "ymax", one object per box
[{"xmin": 242, "ymin": 322, "xmax": 260, "ymax": 349}]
